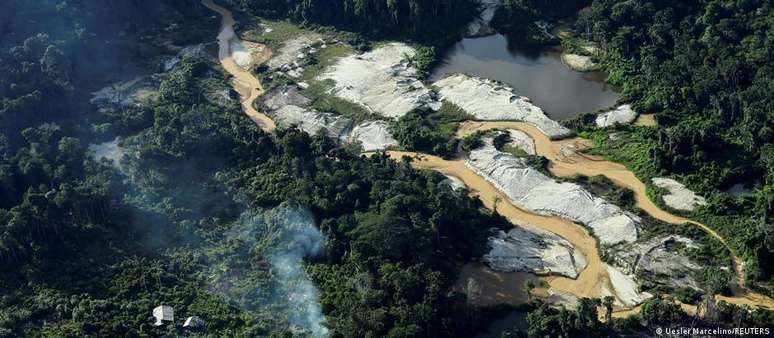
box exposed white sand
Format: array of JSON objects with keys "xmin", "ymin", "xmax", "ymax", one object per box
[
  {"xmin": 596, "ymin": 104, "xmax": 637, "ymax": 128},
  {"xmin": 349, "ymin": 120, "xmax": 398, "ymax": 151},
  {"xmin": 267, "ymin": 34, "xmax": 323, "ymax": 77},
  {"xmin": 433, "ymin": 74, "xmax": 571, "ymax": 139},
  {"xmin": 485, "ymin": 220, "xmax": 588, "ymax": 278},
  {"xmin": 443, "ymin": 175, "xmax": 467, "ymax": 192},
  {"xmin": 505, "ymin": 129, "xmax": 536, "ymax": 155},
  {"xmin": 561, "ymin": 53, "xmax": 599, "ymax": 72},
  {"xmin": 230, "ymin": 39, "xmax": 255, "ymax": 69},
  {"xmin": 600, "ymin": 265, "xmax": 653, "ymax": 307},
  {"xmin": 318, "ymin": 43, "xmax": 438, "ymax": 119},
  {"xmin": 466, "ymin": 144, "xmax": 639, "ymax": 245},
  {"xmin": 652, "ymin": 178, "xmax": 707, "ymax": 211},
  {"xmin": 263, "ymin": 86, "xmax": 352, "ymax": 141},
  {"xmin": 273, "ymin": 106, "xmax": 353, "ymax": 141},
  {"xmin": 618, "ymin": 235, "xmax": 703, "ymax": 290}
]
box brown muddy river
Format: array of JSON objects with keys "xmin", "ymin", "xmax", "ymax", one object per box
[
  {"xmin": 430, "ymin": 34, "xmax": 620, "ymax": 120},
  {"xmin": 200, "ymin": 0, "xmax": 774, "ymax": 314}
]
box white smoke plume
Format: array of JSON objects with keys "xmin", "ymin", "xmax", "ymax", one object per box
[
  {"xmin": 211, "ymin": 204, "xmax": 329, "ymax": 337},
  {"xmin": 266, "ymin": 208, "xmax": 328, "ymax": 338}
]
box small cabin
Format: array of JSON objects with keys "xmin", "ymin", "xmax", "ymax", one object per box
[
  {"xmin": 152, "ymin": 305, "xmax": 174, "ymax": 326},
  {"xmin": 183, "ymin": 316, "xmax": 205, "ymax": 329}
]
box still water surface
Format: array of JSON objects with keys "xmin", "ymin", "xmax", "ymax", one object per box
[{"xmin": 430, "ymin": 34, "xmax": 620, "ymax": 120}]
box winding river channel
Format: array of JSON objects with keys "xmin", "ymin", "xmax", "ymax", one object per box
[
  {"xmin": 454, "ymin": 122, "xmax": 774, "ymax": 311},
  {"xmin": 202, "ymin": 0, "xmax": 774, "ymax": 317},
  {"xmin": 201, "ymin": 0, "xmax": 276, "ymax": 131}
]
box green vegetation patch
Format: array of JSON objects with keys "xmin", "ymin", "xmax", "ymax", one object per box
[
  {"xmin": 242, "ymin": 20, "xmax": 309, "ymax": 49},
  {"xmin": 296, "ymin": 80, "xmax": 380, "ymax": 124},
  {"xmin": 489, "ymin": 131, "xmax": 551, "ymax": 174},
  {"xmin": 391, "ymin": 101, "xmax": 474, "ymax": 159},
  {"xmin": 299, "ymin": 43, "xmax": 354, "ymax": 81},
  {"xmin": 569, "ymin": 0, "xmax": 774, "ymax": 288}
]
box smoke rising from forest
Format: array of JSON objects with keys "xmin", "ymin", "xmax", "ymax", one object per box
[
  {"xmin": 269, "ymin": 231, "xmax": 328, "ymax": 337},
  {"xmin": 213, "ymin": 204, "xmax": 329, "ymax": 337}
]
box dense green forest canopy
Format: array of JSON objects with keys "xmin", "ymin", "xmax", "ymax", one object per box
[
  {"xmin": 0, "ymin": 1, "xmax": 510, "ymax": 335},
  {"xmin": 2, "ymin": 0, "xmax": 773, "ymax": 336},
  {"xmin": 224, "ymin": 0, "xmax": 478, "ymax": 44},
  {"xmin": 577, "ymin": 0, "xmax": 773, "ymax": 185},
  {"xmin": 497, "ymin": 0, "xmax": 773, "ymax": 287},
  {"xmin": 563, "ymin": 0, "xmax": 774, "ymax": 285},
  {"xmin": 492, "ymin": 0, "xmax": 590, "ymax": 39},
  {"xmin": 0, "ymin": 0, "xmax": 216, "ymax": 152},
  {"xmin": 0, "ymin": 50, "xmax": 506, "ymax": 338}
]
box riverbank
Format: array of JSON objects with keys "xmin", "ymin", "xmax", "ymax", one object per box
[
  {"xmin": 429, "ymin": 34, "xmax": 619, "ymax": 120},
  {"xmin": 202, "ymin": 0, "xmax": 276, "ymax": 131},
  {"xmin": 201, "ymin": 0, "xmax": 774, "ymax": 316},
  {"xmin": 384, "ymin": 150, "xmax": 634, "ymax": 309},
  {"xmin": 454, "ymin": 121, "xmax": 774, "ymax": 310}
]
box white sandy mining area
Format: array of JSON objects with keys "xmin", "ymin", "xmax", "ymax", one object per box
[
  {"xmin": 231, "ymin": 39, "xmax": 268, "ymax": 70},
  {"xmin": 317, "ymin": 43, "xmax": 439, "ymax": 119},
  {"xmin": 307, "ymin": 43, "xmax": 663, "ymax": 308},
  {"xmin": 560, "ymin": 53, "xmax": 599, "ymax": 72},
  {"xmin": 467, "ymin": 143, "xmax": 640, "ymax": 246},
  {"xmin": 382, "ymin": 134, "xmax": 712, "ymax": 309},
  {"xmin": 194, "ymin": 10, "xmax": 774, "ymax": 313},
  {"xmin": 613, "ymin": 235, "xmax": 704, "ymax": 291},
  {"xmin": 485, "ymin": 220, "xmax": 588, "ymax": 279},
  {"xmin": 263, "ymin": 85, "xmax": 400, "ymax": 149},
  {"xmin": 384, "ymin": 150, "xmax": 652, "ymax": 309},
  {"xmin": 267, "ymin": 34, "xmax": 324, "ymax": 77},
  {"xmin": 504, "ymin": 129, "xmax": 536, "ymax": 155},
  {"xmin": 466, "ymin": 139, "xmax": 674, "ymax": 308},
  {"xmin": 263, "ymin": 86, "xmax": 353, "ymax": 141},
  {"xmin": 433, "ymin": 74, "xmax": 571, "ymax": 139},
  {"xmin": 349, "ymin": 120, "xmax": 399, "ymax": 151},
  {"xmin": 316, "ymin": 45, "xmax": 582, "ymax": 149},
  {"xmin": 652, "ymin": 177, "xmax": 707, "ymax": 212}
]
